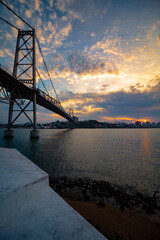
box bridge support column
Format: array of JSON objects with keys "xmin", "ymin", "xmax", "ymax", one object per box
[
  {"xmin": 30, "ymin": 130, "xmax": 39, "ymax": 138},
  {"xmin": 4, "ymin": 129, "xmax": 14, "ymax": 138},
  {"xmin": 30, "ymin": 92, "xmax": 39, "ymax": 138},
  {"xmin": 4, "ymin": 97, "xmax": 14, "ymax": 138},
  {"xmin": 30, "ymin": 29, "xmax": 39, "ymax": 139}
]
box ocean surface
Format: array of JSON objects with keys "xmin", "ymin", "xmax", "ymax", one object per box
[{"xmin": 0, "ymin": 128, "xmax": 160, "ymax": 196}]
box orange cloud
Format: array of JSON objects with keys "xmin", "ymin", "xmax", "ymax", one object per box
[
  {"xmin": 37, "ymin": 112, "xmax": 63, "ymax": 122},
  {"xmin": 0, "ymin": 50, "xmax": 4, "ymax": 57},
  {"xmin": 102, "ymin": 116, "xmax": 150, "ymax": 123},
  {"xmin": 4, "ymin": 49, "xmax": 14, "ymax": 59},
  {"xmin": 81, "ymin": 106, "xmax": 104, "ymax": 114},
  {"xmin": 136, "ymin": 118, "xmax": 149, "ymax": 123},
  {"xmin": 25, "ymin": 9, "xmax": 32, "ymax": 18},
  {"xmin": 158, "ymin": 34, "xmax": 160, "ymax": 45},
  {"xmin": 35, "ymin": 0, "xmax": 40, "ymax": 12},
  {"xmin": 102, "ymin": 116, "xmax": 134, "ymax": 122}
]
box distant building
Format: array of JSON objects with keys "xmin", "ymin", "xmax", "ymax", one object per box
[
  {"xmin": 145, "ymin": 121, "xmax": 151, "ymax": 128},
  {"xmin": 151, "ymin": 122, "xmax": 156, "ymax": 128},
  {"xmin": 135, "ymin": 121, "xmax": 141, "ymax": 127},
  {"xmin": 73, "ymin": 116, "xmax": 78, "ymax": 124}
]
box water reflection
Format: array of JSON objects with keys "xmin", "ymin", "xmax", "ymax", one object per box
[
  {"xmin": 142, "ymin": 130, "xmax": 151, "ymax": 162},
  {"xmin": 0, "ymin": 128, "xmax": 160, "ymax": 195}
]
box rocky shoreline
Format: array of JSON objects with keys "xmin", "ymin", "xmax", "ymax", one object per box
[{"xmin": 49, "ymin": 176, "xmax": 160, "ymax": 214}]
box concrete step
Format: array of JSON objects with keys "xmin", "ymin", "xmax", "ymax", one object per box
[
  {"xmin": 0, "ymin": 147, "xmax": 48, "ymax": 227},
  {"xmin": 0, "ymin": 147, "xmax": 107, "ymax": 240},
  {"xmin": 0, "ymin": 186, "xmax": 106, "ymax": 240}
]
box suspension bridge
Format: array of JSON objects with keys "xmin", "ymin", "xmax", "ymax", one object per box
[{"xmin": 0, "ymin": 1, "xmax": 77, "ymax": 138}]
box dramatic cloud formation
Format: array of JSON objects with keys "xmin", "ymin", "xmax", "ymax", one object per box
[
  {"xmin": 60, "ymin": 78, "xmax": 160, "ymax": 122},
  {"xmin": 68, "ymin": 52, "xmax": 119, "ymax": 76},
  {"xmin": 0, "ymin": 0, "xmax": 160, "ymax": 123}
]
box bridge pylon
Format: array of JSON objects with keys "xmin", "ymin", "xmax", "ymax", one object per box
[{"xmin": 4, "ymin": 29, "xmax": 39, "ymax": 138}]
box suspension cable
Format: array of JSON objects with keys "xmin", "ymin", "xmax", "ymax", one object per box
[
  {"xmin": 0, "ymin": 0, "xmax": 33, "ymax": 29},
  {"xmin": 35, "ymin": 34, "xmax": 61, "ymax": 103},
  {"xmin": 36, "ymin": 68, "xmax": 49, "ymax": 95},
  {"xmin": 0, "ymin": 16, "xmax": 19, "ymax": 30},
  {"xmin": 19, "ymin": 48, "xmax": 49, "ymax": 95},
  {"xmin": 0, "ymin": 0, "xmax": 61, "ymax": 105}
]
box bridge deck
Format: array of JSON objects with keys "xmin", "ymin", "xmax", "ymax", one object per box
[{"xmin": 0, "ymin": 67, "xmax": 74, "ymax": 122}]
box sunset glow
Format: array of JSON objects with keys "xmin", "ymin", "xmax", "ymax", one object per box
[{"xmin": 0, "ymin": 0, "xmax": 160, "ymax": 123}]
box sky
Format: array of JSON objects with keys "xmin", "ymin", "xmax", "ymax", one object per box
[{"xmin": 0, "ymin": 0, "xmax": 160, "ymax": 123}]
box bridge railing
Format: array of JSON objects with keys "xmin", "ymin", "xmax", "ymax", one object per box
[
  {"xmin": 37, "ymin": 88, "xmax": 66, "ymax": 112},
  {"xmin": 0, "ymin": 64, "xmax": 70, "ymax": 117}
]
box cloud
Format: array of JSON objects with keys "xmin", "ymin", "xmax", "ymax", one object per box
[
  {"xmin": 158, "ymin": 34, "xmax": 160, "ymax": 45},
  {"xmin": 38, "ymin": 21, "xmax": 72, "ymax": 46},
  {"xmin": 61, "ymin": 16, "xmax": 68, "ymax": 21},
  {"xmin": 49, "ymin": 12, "xmax": 57, "ymax": 20},
  {"xmin": 59, "ymin": 23, "xmax": 72, "ymax": 37},
  {"xmin": 16, "ymin": 20, "xmax": 24, "ymax": 29},
  {"xmin": 37, "ymin": 111, "xmax": 61, "ymax": 122},
  {"xmin": 146, "ymin": 20, "xmax": 160, "ymax": 40},
  {"xmin": 99, "ymin": 83, "xmax": 160, "ymax": 121},
  {"xmin": 25, "ymin": 9, "xmax": 32, "ymax": 18},
  {"xmin": 49, "ymin": 0, "xmax": 53, "ymax": 8},
  {"xmin": 12, "ymin": 28, "xmax": 18, "ymax": 37},
  {"xmin": 147, "ymin": 24, "xmax": 157, "ymax": 40},
  {"xmin": 56, "ymin": 0, "xmax": 66, "ymax": 12},
  {"xmin": 36, "ymin": 25, "xmax": 46, "ymax": 44},
  {"xmin": 35, "ymin": 0, "xmax": 41, "ymax": 12},
  {"xmin": 55, "ymin": 0, "xmax": 74, "ymax": 12},
  {"xmin": 90, "ymin": 38, "xmax": 120, "ymax": 55},
  {"xmin": 91, "ymin": 32, "xmax": 95, "ymax": 37},
  {"xmin": 55, "ymin": 0, "xmax": 83, "ymax": 22},
  {"xmin": 68, "ymin": 52, "xmax": 119, "ymax": 76},
  {"xmin": 102, "ymin": 116, "xmax": 135, "ymax": 122},
  {"xmin": 5, "ymin": 33, "xmax": 12, "ymax": 40},
  {"xmin": 47, "ymin": 21, "xmax": 56, "ymax": 33},
  {"xmin": 0, "ymin": 0, "xmax": 159, "ymax": 123},
  {"xmin": 53, "ymin": 23, "xmax": 72, "ymax": 46},
  {"xmin": 124, "ymin": 54, "xmax": 137, "ymax": 62},
  {"xmin": 59, "ymin": 78, "xmax": 160, "ymax": 122},
  {"xmin": 80, "ymin": 106, "xmax": 104, "ymax": 114},
  {"xmin": 47, "ymin": 33, "xmax": 53, "ymax": 44},
  {"xmin": 68, "ymin": 10, "xmax": 82, "ymax": 21},
  {"xmin": 0, "ymin": 50, "xmax": 4, "ymax": 57},
  {"xmin": 4, "ymin": 49, "xmax": 14, "ymax": 59}
]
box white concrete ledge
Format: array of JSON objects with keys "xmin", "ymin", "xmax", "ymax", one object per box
[
  {"xmin": 0, "ymin": 148, "xmax": 107, "ymax": 240},
  {"xmin": 0, "ymin": 147, "xmax": 48, "ymax": 227}
]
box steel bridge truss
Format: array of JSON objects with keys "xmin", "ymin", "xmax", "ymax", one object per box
[
  {"xmin": 7, "ymin": 29, "xmax": 38, "ymax": 135},
  {"xmin": 0, "ymin": 84, "xmax": 10, "ymax": 104},
  {"xmin": 15, "ymin": 30, "xmax": 34, "ymax": 85}
]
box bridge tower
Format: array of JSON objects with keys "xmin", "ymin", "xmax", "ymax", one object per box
[
  {"xmin": 69, "ymin": 109, "xmax": 74, "ymax": 118},
  {"xmin": 4, "ymin": 29, "xmax": 39, "ymax": 138}
]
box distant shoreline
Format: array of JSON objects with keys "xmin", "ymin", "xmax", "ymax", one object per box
[
  {"xmin": 0, "ymin": 119, "xmax": 160, "ymax": 129},
  {"xmin": 1, "ymin": 126, "xmax": 160, "ymax": 129}
]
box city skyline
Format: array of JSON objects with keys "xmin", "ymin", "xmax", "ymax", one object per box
[{"xmin": 0, "ymin": 0, "xmax": 160, "ymax": 123}]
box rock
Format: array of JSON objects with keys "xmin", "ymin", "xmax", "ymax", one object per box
[
  {"xmin": 120, "ymin": 204, "xmax": 125, "ymax": 211},
  {"xmin": 84, "ymin": 194, "xmax": 90, "ymax": 201},
  {"xmin": 98, "ymin": 198, "xmax": 105, "ymax": 207},
  {"xmin": 82, "ymin": 189, "xmax": 86, "ymax": 195}
]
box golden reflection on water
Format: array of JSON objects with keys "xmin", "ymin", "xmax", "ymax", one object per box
[{"xmin": 142, "ymin": 130, "xmax": 151, "ymax": 162}]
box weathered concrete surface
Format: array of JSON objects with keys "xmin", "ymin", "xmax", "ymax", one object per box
[
  {"xmin": 0, "ymin": 147, "xmax": 48, "ymax": 227},
  {"xmin": 0, "ymin": 148, "xmax": 107, "ymax": 240}
]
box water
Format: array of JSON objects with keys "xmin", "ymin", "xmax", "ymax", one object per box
[{"xmin": 0, "ymin": 128, "xmax": 160, "ymax": 196}]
